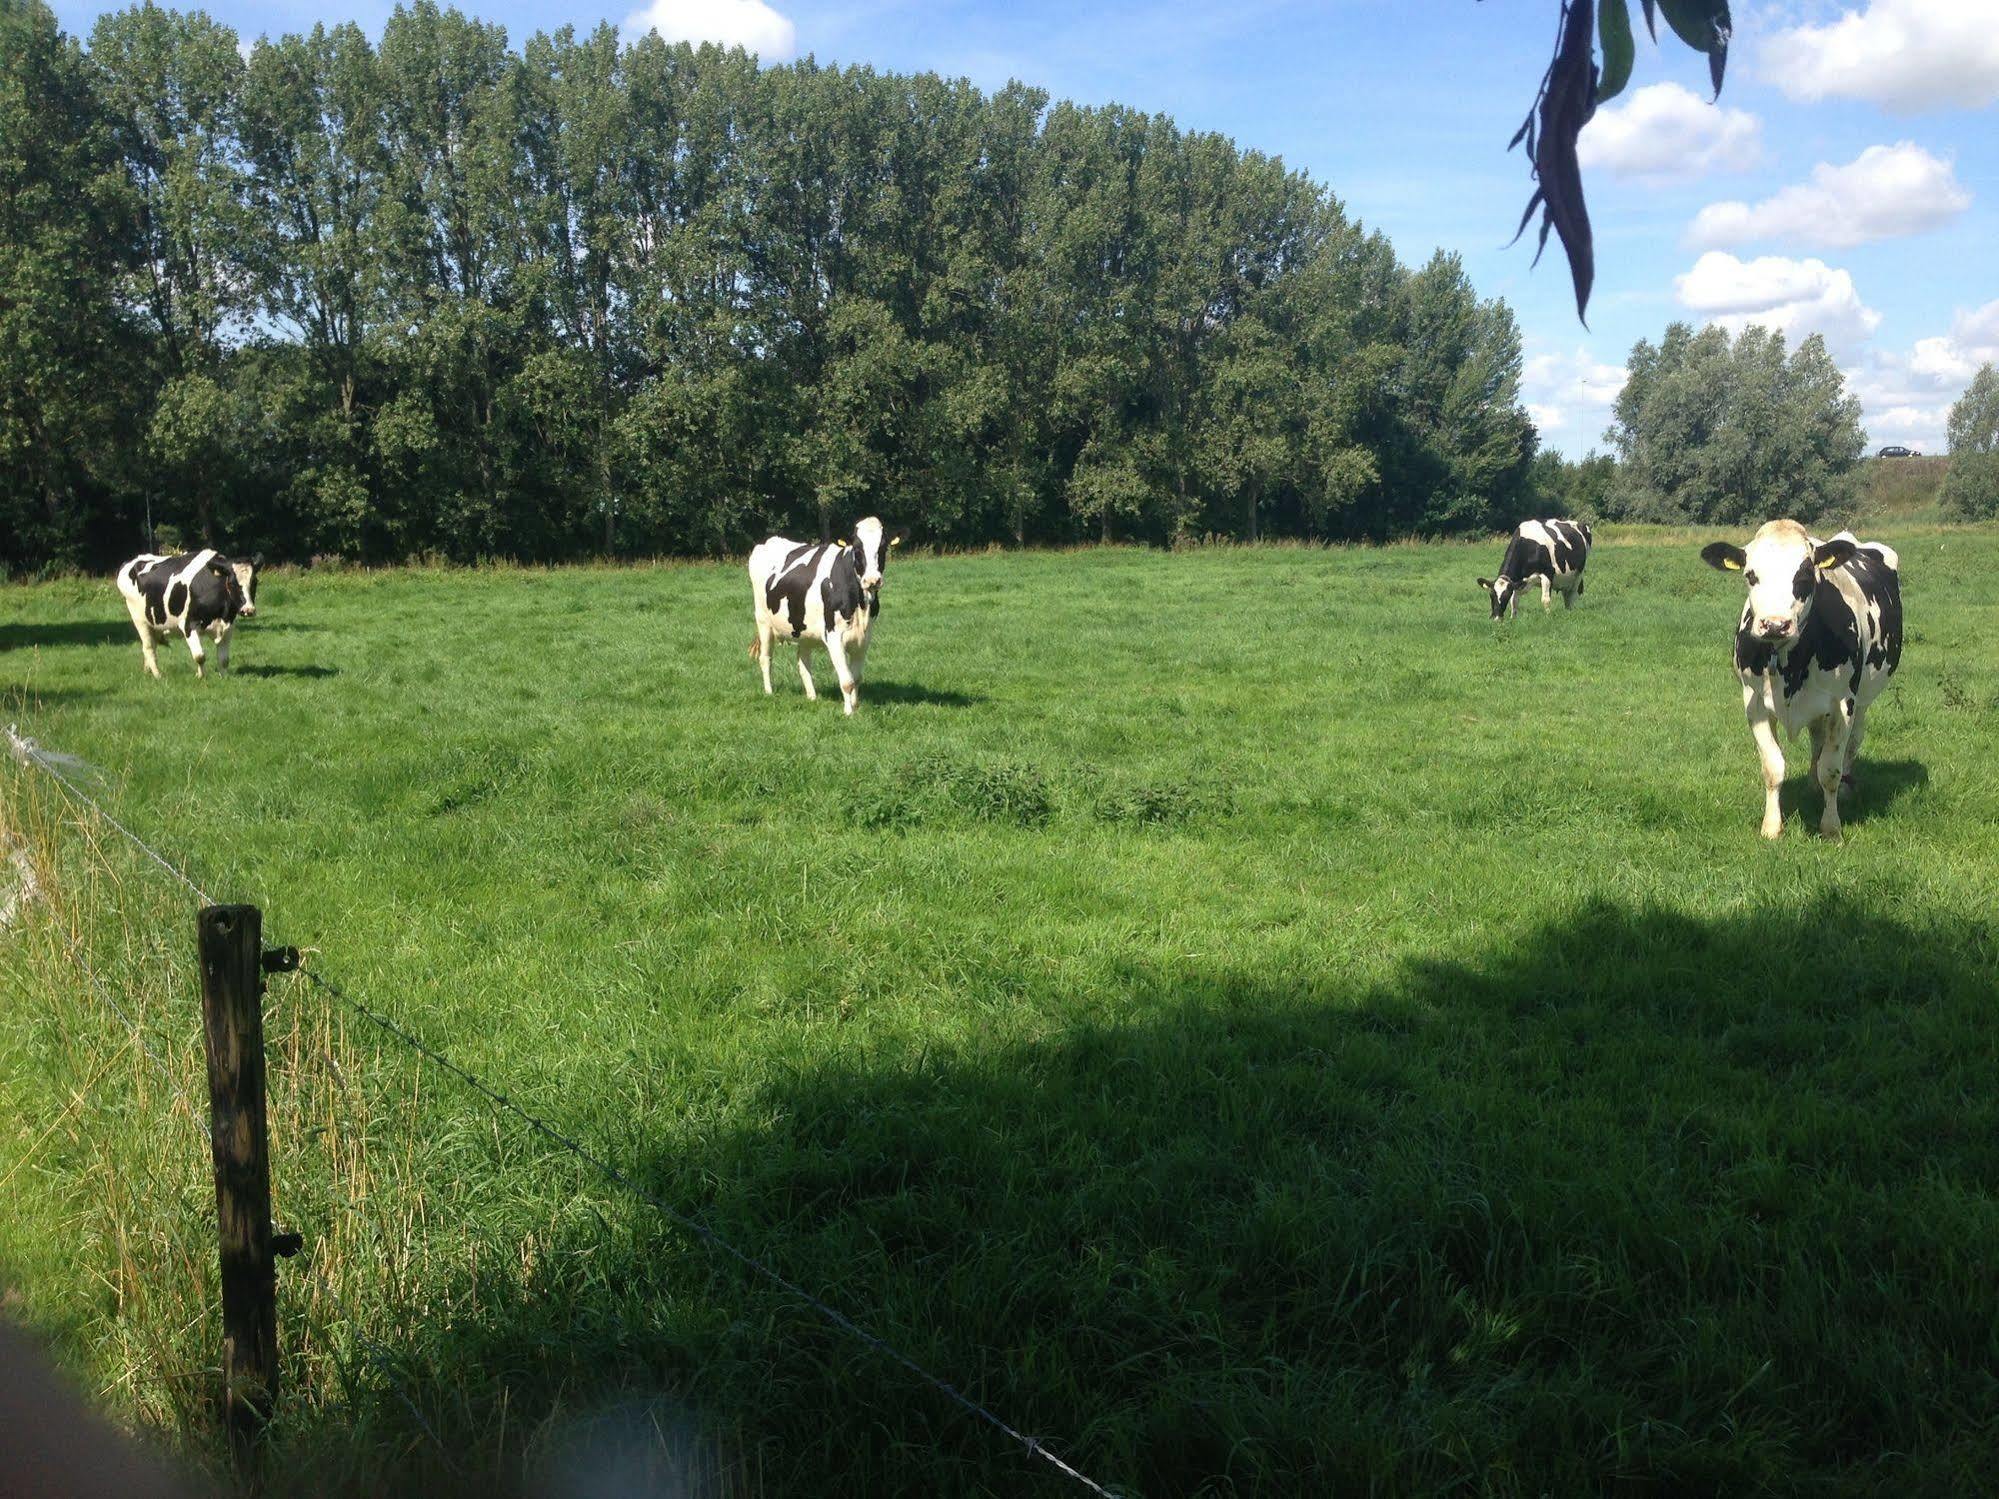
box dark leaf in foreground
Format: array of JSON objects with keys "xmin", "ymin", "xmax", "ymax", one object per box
[
  {"xmin": 1658, "ymin": 0, "xmax": 1731, "ymax": 95},
  {"xmin": 1597, "ymin": 0, "xmax": 1635, "ymax": 103},
  {"xmin": 1509, "ymin": 0, "xmax": 1598, "ymax": 322}
]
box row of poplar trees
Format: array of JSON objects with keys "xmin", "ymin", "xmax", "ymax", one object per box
[{"xmin": 2, "ymin": 0, "xmax": 1539, "ymax": 572}]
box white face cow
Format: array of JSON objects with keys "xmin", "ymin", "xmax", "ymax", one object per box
[
  {"xmin": 1701, "ymin": 520, "xmax": 1855, "ymax": 645},
  {"xmin": 1700, "ymin": 520, "xmax": 1903, "ymax": 840},
  {"xmin": 850, "ymin": 515, "xmax": 889, "ymax": 593},
  {"xmin": 745, "ymin": 518, "xmax": 905, "ymax": 714}
]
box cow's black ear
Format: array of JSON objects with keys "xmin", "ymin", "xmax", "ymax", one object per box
[
  {"xmin": 251, "ymin": 552, "xmax": 264, "ymax": 567},
  {"xmin": 1701, "ymin": 542, "xmax": 1746, "ymax": 572},
  {"xmin": 1476, "ymin": 577, "xmax": 1493, "ymax": 591},
  {"xmin": 1813, "ymin": 537, "xmax": 1857, "ymax": 572}
]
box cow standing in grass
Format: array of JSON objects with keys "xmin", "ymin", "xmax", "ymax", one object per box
[
  {"xmin": 1478, "ymin": 519, "xmax": 1593, "ymax": 617},
  {"xmin": 748, "ymin": 518, "xmax": 902, "ymax": 715},
  {"xmin": 115, "ymin": 550, "xmax": 261, "ymax": 679},
  {"xmin": 1701, "ymin": 522, "xmax": 1902, "ymax": 840}
]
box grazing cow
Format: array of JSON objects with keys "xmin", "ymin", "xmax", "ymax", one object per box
[
  {"xmin": 1478, "ymin": 519, "xmax": 1593, "ymax": 618},
  {"xmin": 1701, "ymin": 521, "xmax": 1902, "ymax": 840},
  {"xmin": 747, "ymin": 517, "xmax": 903, "ymax": 715},
  {"xmin": 116, "ymin": 549, "xmax": 261, "ymax": 679}
]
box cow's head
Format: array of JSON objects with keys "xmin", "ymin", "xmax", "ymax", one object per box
[
  {"xmin": 229, "ymin": 554, "xmax": 262, "ymax": 619},
  {"xmin": 1476, "ymin": 575, "xmax": 1518, "ymax": 619},
  {"xmin": 1701, "ymin": 521, "xmax": 1855, "ymax": 644},
  {"xmin": 846, "ymin": 517, "xmax": 904, "ymax": 593}
]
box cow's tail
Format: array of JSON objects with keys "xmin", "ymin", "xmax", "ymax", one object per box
[{"xmin": 747, "ymin": 636, "xmax": 763, "ymax": 661}]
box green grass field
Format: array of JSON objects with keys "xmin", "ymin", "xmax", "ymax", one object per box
[{"xmin": 4, "ymin": 527, "xmax": 1998, "ymax": 1496}]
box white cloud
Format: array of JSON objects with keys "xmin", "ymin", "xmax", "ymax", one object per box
[
  {"xmin": 1576, "ymin": 83, "xmax": 1762, "ymax": 180},
  {"xmin": 1688, "ymin": 142, "xmax": 1969, "ymax": 250},
  {"xmin": 1766, "ymin": 0, "xmax": 1999, "ymax": 112},
  {"xmin": 621, "ymin": 0, "xmax": 797, "ymax": 59},
  {"xmin": 1822, "ymin": 298, "xmax": 1999, "ymax": 449},
  {"xmin": 1673, "ymin": 251, "xmax": 1882, "ymax": 355},
  {"xmin": 1522, "ymin": 348, "xmax": 1628, "ymax": 449}
]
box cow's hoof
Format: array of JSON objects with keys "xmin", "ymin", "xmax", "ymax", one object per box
[{"xmin": 1760, "ymin": 822, "xmax": 1784, "ymax": 841}]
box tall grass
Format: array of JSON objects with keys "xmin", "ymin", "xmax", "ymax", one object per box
[{"xmin": 3, "ymin": 526, "xmax": 1998, "ymax": 1495}]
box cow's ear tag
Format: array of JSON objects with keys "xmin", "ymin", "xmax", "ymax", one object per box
[
  {"xmin": 1722, "ymin": 557, "xmax": 1742, "ymax": 571},
  {"xmin": 837, "ymin": 538, "xmax": 849, "ymax": 547},
  {"xmin": 890, "ymin": 536, "xmax": 902, "ymax": 548},
  {"xmin": 1816, "ymin": 555, "xmax": 1840, "ymax": 570}
]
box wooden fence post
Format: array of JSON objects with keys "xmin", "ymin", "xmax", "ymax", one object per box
[{"xmin": 197, "ymin": 903, "xmax": 279, "ymax": 1444}]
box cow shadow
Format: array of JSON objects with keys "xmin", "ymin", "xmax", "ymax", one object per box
[
  {"xmin": 0, "ymin": 620, "xmax": 132, "ymax": 650},
  {"xmin": 231, "ymin": 663, "xmax": 339, "ymax": 679},
  {"xmin": 863, "ymin": 680, "xmax": 984, "ymax": 708},
  {"xmin": 1778, "ymin": 756, "xmax": 1928, "ymax": 830},
  {"xmin": 298, "ymin": 895, "xmax": 1999, "ymax": 1497}
]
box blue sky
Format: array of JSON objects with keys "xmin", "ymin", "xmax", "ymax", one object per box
[{"xmin": 53, "ymin": 0, "xmax": 1999, "ymax": 456}]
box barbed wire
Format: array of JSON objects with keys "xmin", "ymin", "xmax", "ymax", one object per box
[{"xmin": 6, "ymin": 723, "xmax": 1123, "ymax": 1497}]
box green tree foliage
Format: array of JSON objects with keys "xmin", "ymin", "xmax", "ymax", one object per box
[
  {"xmin": 1528, "ymin": 448, "xmax": 1617, "ymax": 518},
  {"xmin": 1603, "ymin": 321, "xmax": 1864, "ymax": 524},
  {"xmin": 1939, "ymin": 365, "xmax": 1999, "ymax": 521},
  {"xmin": 3, "ymin": 0, "xmax": 1542, "ymax": 571},
  {"xmin": 0, "ymin": 0, "xmax": 137, "ymax": 572}
]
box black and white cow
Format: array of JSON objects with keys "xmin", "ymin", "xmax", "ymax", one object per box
[
  {"xmin": 747, "ymin": 517, "xmax": 903, "ymax": 714},
  {"xmin": 116, "ymin": 549, "xmax": 261, "ymax": 679},
  {"xmin": 1701, "ymin": 521, "xmax": 1902, "ymax": 840},
  {"xmin": 1478, "ymin": 518, "xmax": 1593, "ymax": 618}
]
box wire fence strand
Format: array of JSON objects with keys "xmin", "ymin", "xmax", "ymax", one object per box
[
  {"xmin": 30, "ymin": 845, "xmax": 451, "ymax": 1470},
  {"xmin": 6, "ymin": 723, "xmax": 1122, "ymax": 1497}
]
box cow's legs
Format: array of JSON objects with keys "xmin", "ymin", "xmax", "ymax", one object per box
[
  {"xmin": 1843, "ymin": 701, "xmax": 1869, "ymax": 789},
  {"xmin": 1539, "ymin": 576, "xmax": 1552, "ymax": 611},
  {"xmin": 182, "ymin": 628, "xmax": 207, "ymax": 679},
  {"xmin": 1816, "ymin": 701, "xmax": 1854, "ymax": 839},
  {"xmin": 755, "ymin": 622, "xmax": 774, "ymax": 694},
  {"xmin": 124, "ymin": 597, "xmax": 162, "ymax": 678},
  {"xmin": 822, "ymin": 634, "xmax": 859, "ymax": 715},
  {"xmin": 1746, "ymin": 700, "xmax": 1786, "ymax": 839},
  {"xmin": 213, "ymin": 623, "xmax": 232, "ymax": 675},
  {"xmin": 1560, "ymin": 581, "xmax": 1575, "ymax": 609},
  {"xmin": 795, "ymin": 640, "xmax": 818, "ymax": 700}
]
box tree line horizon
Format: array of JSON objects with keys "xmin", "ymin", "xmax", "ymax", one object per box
[{"xmin": 7, "ymin": 0, "xmax": 1951, "ymax": 578}]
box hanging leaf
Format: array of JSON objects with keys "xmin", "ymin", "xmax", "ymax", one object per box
[
  {"xmin": 1657, "ymin": 0, "xmax": 1731, "ymax": 95},
  {"xmin": 1597, "ymin": 0, "xmax": 1635, "ymax": 103},
  {"xmin": 1640, "ymin": 0, "xmax": 1659, "ymax": 40},
  {"xmin": 1508, "ymin": 0, "xmax": 1598, "ymax": 322}
]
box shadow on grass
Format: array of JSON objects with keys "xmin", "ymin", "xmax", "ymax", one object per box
[
  {"xmin": 862, "ymin": 680, "xmax": 985, "ymax": 708},
  {"xmin": 1776, "ymin": 756, "xmax": 1930, "ymax": 830},
  {"xmin": 231, "ymin": 663, "xmax": 339, "ymax": 680},
  {"xmin": 281, "ymin": 896, "xmax": 1999, "ymax": 1497},
  {"xmin": 0, "ymin": 620, "xmax": 131, "ymax": 651}
]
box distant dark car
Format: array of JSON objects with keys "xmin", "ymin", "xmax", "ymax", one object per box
[{"xmin": 1876, "ymin": 445, "xmax": 1919, "ymax": 457}]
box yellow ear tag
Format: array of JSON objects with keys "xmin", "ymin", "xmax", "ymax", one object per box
[
  {"xmin": 1723, "ymin": 557, "xmax": 1742, "ymax": 570},
  {"xmin": 837, "ymin": 538, "xmax": 849, "ymax": 547},
  {"xmin": 1816, "ymin": 555, "xmax": 1840, "ymax": 570},
  {"xmin": 889, "ymin": 536, "xmax": 902, "ymax": 548}
]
